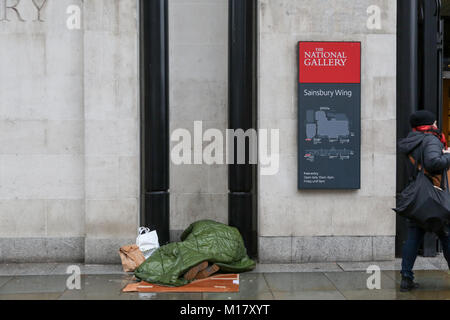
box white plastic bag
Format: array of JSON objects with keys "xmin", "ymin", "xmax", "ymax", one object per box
[{"xmin": 136, "ymin": 227, "xmax": 160, "ymax": 259}]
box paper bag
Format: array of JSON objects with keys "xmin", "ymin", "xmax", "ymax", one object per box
[{"xmin": 119, "ymin": 244, "xmax": 146, "ymax": 272}]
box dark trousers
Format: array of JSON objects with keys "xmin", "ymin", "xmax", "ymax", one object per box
[{"xmin": 401, "ymin": 224, "xmax": 450, "ymax": 280}]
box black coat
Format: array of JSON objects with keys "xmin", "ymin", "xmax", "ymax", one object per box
[
  {"xmin": 398, "ymin": 131, "xmax": 450, "ymax": 231},
  {"xmin": 398, "ymin": 131, "xmax": 450, "ymax": 175},
  {"xmin": 398, "ymin": 131, "xmax": 450, "ymax": 227}
]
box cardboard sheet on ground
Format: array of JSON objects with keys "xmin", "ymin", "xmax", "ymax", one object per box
[{"xmin": 122, "ymin": 274, "xmax": 239, "ymax": 293}]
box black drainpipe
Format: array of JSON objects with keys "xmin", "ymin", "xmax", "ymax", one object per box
[
  {"xmin": 228, "ymin": 0, "xmax": 258, "ymax": 258},
  {"xmin": 140, "ymin": 0, "xmax": 170, "ymax": 245},
  {"xmin": 396, "ymin": 0, "xmax": 419, "ymax": 257},
  {"xmin": 419, "ymin": 0, "xmax": 443, "ymax": 257}
]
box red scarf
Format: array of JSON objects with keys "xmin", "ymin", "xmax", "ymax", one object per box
[{"xmin": 413, "ymin": 125, "xmax": 448, "ymax": 149}]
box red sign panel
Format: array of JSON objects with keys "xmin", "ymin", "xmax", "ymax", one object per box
[{"xmin": 299, "ymin": 42, "xmax": 361, "ymax": 84}]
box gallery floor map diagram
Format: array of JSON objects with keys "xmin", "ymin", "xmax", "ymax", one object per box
[
  {"xmin": 298, "ymin": 42, "xmax": 361, "ymax": 189},
  {"xmin": 305, "ymin": 108, "xmax": 353, "ymax": 144}
]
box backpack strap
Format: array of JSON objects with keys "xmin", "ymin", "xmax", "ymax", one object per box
[
  {"xmin": 408, "ymin": 141, "xmax": 449, "ymax": 190},
  {"xmin": 407, "ymin": 142, "xmax": 424, "ymax": 179}
]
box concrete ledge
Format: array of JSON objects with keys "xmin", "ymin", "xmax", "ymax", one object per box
[
  {"xmin": 0, "ymin": 257, "xmax": 445, "ymax": 277},
  {"xmin": 0, "ymin": 238, "xmax": 84, "ymax": 263},
  {"xmin": 373, "ymin": 236, "xmax": 396, "ymax": 260},
  {"xmin": 0, "ymin": 263, "xmax": 126, "ymax": 276},
  {"xmin": 250, "ymin": 262, "xmax": 342, "ymax": 273},
  {"xmin": 259, "ymin": 236, "xmax": 396, "ymax": 263},
  {"xmin": 84, "ymin": 238, "xmax": 134, "ymax": 264},
  {"xmin": 258, "ymin": 237, "xmax": 292, "ymax": 263},
  {"xmin": 292, "ymin": 236, "xmax": 372, "ymax": 262},
  {"xmin": 0, "ymin": 235, "xmax": 399, "ymax": 264}
]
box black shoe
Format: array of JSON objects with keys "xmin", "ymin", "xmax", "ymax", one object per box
[{"xmin": 400, "ymin": 277, "xmax": 419, "ymax": 292}]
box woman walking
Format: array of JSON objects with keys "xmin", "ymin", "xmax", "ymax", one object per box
[{"xmin": 398, "ymin": 110, "xmax": 450, "ymax": 292}]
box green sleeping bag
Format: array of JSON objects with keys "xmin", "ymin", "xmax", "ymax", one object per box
[{"xmin": 134, "ymin": 220, "xmax": 256, "ymax": 287}]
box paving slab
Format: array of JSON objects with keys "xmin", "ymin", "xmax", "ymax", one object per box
[
  {"xmin": 264, "ymin": 272, "xmax": 336, "ymax": 292},
  {"xmin": 51, "ymin": 264, "xmax": 127, "ymax": 275},
  {"xmin": 58, "ymin": 274, "xmax": 135, "ymax": 300},
  {"xmin": 125, "ymin": 292, "xmax": 203, "ymax": 300},
  {"xmin": 324, "ymin": 271, "xmax": 397, "ymax": 291},
  {"xmin": 0, "ymin": 277, "xmax": 12, "ymax": 288},
  {"xmin": 0, "ymin": 263, "xmax": 448, "ymax": 300},
  {"xmin": 0, "ymin": 275, "xmax": 67, "ymax": 294},
  {"xmin": 385, "ymin": 269, "xmax": 450, "ymax": 284},
  {"xmin": 0, "ymin": 293, "xmax": 62, "ymax": 300},
  {"xmin": 74, "ymin": 274, "xmax": 134, "ymax": 292},
  {"xmin": 339, "ymin": 289, "xmax": 415, "ymax": 300},
  {"xmin": 0, "ymin": 265, "xmax": 13, "ymax": 277},
  {"xmin": 0, "ymin": 263, "xmax": 127, "ymax": 276},
  {"xmin": 272, "ymin": 290, "xmax": 345, "ymax": 300},
  {"xmin": 428, "ymin": 256, "xmax": 449, "ymax": 271},
  {"xmin": 59, "ymin": 291, "xmax": 131, "ymax": 300},
  {"xmin": 0, "ymin": 264, "xmax": 58, "ymax": 276},
  {"xmin": 404, "ymin": 270, "xmax": 450, "ymax": 292},
  {"xmin": 203, "ymin": 273, "xmax": 273, "ymax": 300},
  {"xmin": 203, "ymin": 291, "xmax": 274, "ymax": 300},
  {"xmin": 409, "ymin": 290, "xmax": 450, "ymax": 300},
  {"xmin": 251, "ymin": 263, "xmax": 342, "ymax": 273},
  {"xmin": 337, "ymin": 257, "xmax": 439, "ymax": 272}
]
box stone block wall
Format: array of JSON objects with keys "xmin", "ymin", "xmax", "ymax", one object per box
[
  {"xmin": 257, "ymin": 0, "xmax": 397, "ymax": 262},
  {"xmin": 0, "ymin": 0, "xmax": 139, "ymax": 263},
  {"xmin": 168, "ymin": 0, "xmax": 229, "ymax": 240}
]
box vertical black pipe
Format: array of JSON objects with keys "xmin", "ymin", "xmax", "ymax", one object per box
[
  {"xmin": 228, "ymin": 0, "xmax": 258, "ymax": 258},
  {"xmin": 140, "ymin": 0, "xmax": 170, "ymax": 245},
  {"xmin": 421, "ymin": 0, "xmax": 443, "ymax": 257},
  {"xmin": 396, "ymin": 0, "xmax": 419, "ymax": 256},
  {"xmin": 438, "ymin": 16, "xmax": 444, "ymax": 129},
  {"xmin": 422, "ymin": 0, "xmax": 440, "ymax": 116}
]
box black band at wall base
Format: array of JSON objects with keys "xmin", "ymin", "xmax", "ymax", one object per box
[{"xmin": 229, "ymin": 192, "xmax": 257, "ymax": 259}]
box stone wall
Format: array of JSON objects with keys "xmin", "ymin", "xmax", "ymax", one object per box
[
  {"xmin": 168, "ymin": 0, "xmax": 229, "ymax": 241},
  {"xmin": 0, "ymin": 0, "xmax": 228, "ymax": 263},
  {"xmin": 257, "ymin": 0, "xmax": 397, "ymax": 262},
  {"xmin": 0, "ymin": 0, "xmax": 86, "ymax": 262},
  {"xmin": 0, "ymin": 0, "xmax": 139, "ymax": 263},
  {"xmin": 0, "ymin": 0, "xmax": 398, "ymax": 264},
  {"xmin": 83, "ymin": 0, "xmax": 139, "ymax": 263}
]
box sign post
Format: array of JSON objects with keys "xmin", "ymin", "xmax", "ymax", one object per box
[{"xmin": 298, "ymin": 41, "xmax": 361, "ymax": 189}]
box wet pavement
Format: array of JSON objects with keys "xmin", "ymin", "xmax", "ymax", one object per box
[{"xmin": 0, "ymin": 261, "xmax": 449, "ymax": 300}]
